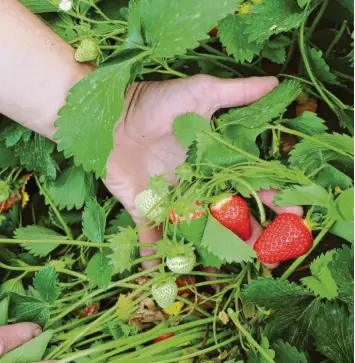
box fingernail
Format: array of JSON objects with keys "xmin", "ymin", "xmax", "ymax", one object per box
[{"xmin": 34, "ymin": 327, "xmax": 42, "ymax": 337}]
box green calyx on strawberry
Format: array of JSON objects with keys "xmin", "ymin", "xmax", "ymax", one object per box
[
  {"xmin": 135, "ymin": 176, "xmax": 171, "ymax": 221},
  {"xmin": 75, "ymin": 38, "xmax": 99, "ymax": 63},
  {"xmin": 253, "ymin": 213, "xmax": 313, "ymax": 264},
  {"xmin": 151, "ymin": 274, "xmax": 178, "ymax": 308},
  {"xmin": 209, "ymin": 194, "xmax": 252, "ymax": 241}
]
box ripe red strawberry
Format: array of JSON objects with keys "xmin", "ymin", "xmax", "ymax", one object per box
[
  {"xmin": 169, "ymin": 202, "xmax": 206, "ymax": 224},
  {"xmin": 210, "ymin": 195, "xmax": 252, "ymax": 241},
  {"xmin": 253, "ymin": 213, "xmax": 313, "ymax": 264},
  {"xmin": 0, "ymin": 195, "xmax": 19, "ymax": 213},
  {"xmin": 153, "ymin": 333, "xmax": 174, "ymax": 343}
]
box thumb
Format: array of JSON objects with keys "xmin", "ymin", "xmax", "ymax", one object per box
[
  {"xmin": 209, "ymin": 76, "xmax": 279, "ymax": 110},
  {"xmin": 0, "ymin": 322, "xmax": 42, "ymax": 354}
]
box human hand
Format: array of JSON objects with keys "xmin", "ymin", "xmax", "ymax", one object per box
[
  {"xmin": 0, "ymin": 322, "xmax": 54, "ymax": 362},
  {"xmin": 104, "ymin": 75, "xmax": 302, "ymax": 268}
]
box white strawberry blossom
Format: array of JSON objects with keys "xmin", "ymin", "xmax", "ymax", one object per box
[{"xmin": 59, "ymin": 0, "xmax": 72, "ymax": 12}]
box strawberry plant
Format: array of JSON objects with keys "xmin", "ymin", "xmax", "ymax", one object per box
[{"xmin": 0, "ymin": 0, "xmax": 353, "ymax": 362}]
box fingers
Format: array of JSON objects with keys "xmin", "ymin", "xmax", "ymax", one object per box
[
  {"xmin": 258, "ymin": 189, "xmax": 303, "ymax": 217},
  {"xmin": 0, "ymin": 322, "xmax": 42, "ymax": 355},
  {"xmin": 206, "ymin": 76, "xmax": 279, "ymax": 111},
  {"xmin": 138, "ymin": 223, "xmax": 161, "ymax": 269}
]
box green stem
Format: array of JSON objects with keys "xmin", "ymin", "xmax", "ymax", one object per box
[
  {"xmin": 271, "ymin": 125, "xmax": 354, "ymax": 159},
  {"xmin": 68, "ymin": 10, "xmax": 126, "ymax": 25},
  {"xmin": 35, "ymin": 175, "xmax": 73, "ymax": 239},
  {"xmin": 228, "ymin": 308, "xmax": 275, "ymax": 363},
  {"xmin": 0, "ymin": 238, "xmax": 108, "ymax": 248},
  {"xmin": 299, "ymin": 20, "xmax": 337, "ymax": 114},
  {"xmin": 307, "ymin": 0, "xmax": 329, "ymax": 38},
  {"xmin": 58, "ymin": 317, "xmax": 215, "ymax": 363},
  {"xmin": 325, "ymin": 20, "xmax": 348, "ymax": 57},
  {"xmin": 46, "ymin": 265, "xmax": 160, "ymax": 328},
  {"xmin": 281, "ymin": 220, "xmax": 334, "ymax": 279},
  {"xmin": 235, "ymin": 178, "xmax": 266, "ymax": 224},
  {"xmin": 139, "ymin": 335, "xmax": 239, "ymax": 363},
  {"xmin": 0, "ymin": 261, "xmax": 86, "ymax": 280}
]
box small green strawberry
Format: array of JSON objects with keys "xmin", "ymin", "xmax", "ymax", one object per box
[
  {"xmin": 166, "ymin": 252, "xmax": 196, "ymax": 274},
  {"xmin": 152, "ymin": 281, "xmax": 178, "ymax": 308},
  {"xmin": 75, "ymin": 39, "xmax": 99, "ymax": 63}
]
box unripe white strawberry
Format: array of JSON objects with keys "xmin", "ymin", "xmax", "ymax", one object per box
[
  {"xmin": 135, "ymin": 189, "xmax": 165, "ymax": 220},
  {"xmin": 152, "ymin": 281, "xmax": 178, "ymax": 308},
  {"xmin": 75, "ymin": 39, "xmax": 99, "ymax": 63},
  {"xmin": 166, "ymin": 253, "xmax": 196, "ymax": 274}
]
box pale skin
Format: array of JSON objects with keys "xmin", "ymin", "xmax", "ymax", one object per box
[{"xmin": 0, "ymin": 0, "xmax": 303, "ymax": 358}]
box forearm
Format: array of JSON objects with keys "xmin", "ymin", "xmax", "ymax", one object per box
[{"xmin": 0, "ymin": 0, "xmax": 94, "ymax": 139}]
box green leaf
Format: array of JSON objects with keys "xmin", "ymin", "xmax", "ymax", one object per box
[
  {"xmin": 338, "ymin": 108, "xmax": 354, "ymax": 135},
  {"xmin": 46, "ymin": 165, "xmax": 95, "ymax": 211},
  {"xmin": 82, "ymin": 198, "xmax": 106, "ymax": 243},
  {"xmin": 242, "ymin": 278, "xmax": 312, "ymax": 308},
  {"xmin": 173, "ymin": 113, "xmax": 210, "ymax": 148},
  {"xmin": 273, "ymin": 340, "xmax": 309, "ymax": 363},
  {"xmin": 0, "ymin": 278, "xmax": 26, "ymax": 295},
  {"xmin": 10, "ymin": 293, "xmax": 49, "ymax": 327},
  {"xmin": 19, "ymin": 0, "xmax": 57, "ymax": 13},
  {"xmin": 233, "ymin": 176, "xmax": 284, "ymax": 198},
  {"xmin": 0, "ymin": 330, "xmax": 53, "ymax": 363},
  {"xmin": 335, "ymin": 187, "xmax": 354, "ymax": 221},
  {"xmin": 218, "ymin": 80, "xmax": 302, "ymax": 129},
  {"xmin": 141, "ymin": 0, "xmax": 238, "ymax": 58},
  {"xmin": 314, "ymin": 164, "xmax": 353, "ymax": 190},
  {"xmin": 14, "ymin": 225, "xmax": 66, "ymax": 257},
  {"xmin": 122, "ymin": 0, "xmax": 144, "ymax": 49},
  {"xmin": 336, "ymin": 0, "xmax": 354, "ymax": 13},
  {"xmin": 260, "ymin": 337, "xmax": 276, "ymax": 363},
  {"xmin": 245, "ymin": 0, "xmax": 307, "ymax": 43},
  {"xmin": 195, "ymin": 128, "xmax": 262, "ymax": 175},
  {"xmin": 108, "ymin": 227, "xmax": 138, "ymax": 273},
  {"xmin": 201, "ymin": 215, "xmax": 256, "ymax": 264},
  {"xmin": 301, "ymin": 251, "xmax": 338, "ymax": 300},
  {"xmin": 261, "ymin": 37, "xmax": 290, "ymax": 64},
  {"xmin": 289, "ymin": 133, "xmax": 354, "ymax": 174},
  {"xmin": 0, "ymin": 295, "xmax": 9, "ymax": 325},
  {"xmin": 54, "ymin": 60, "xmax": 134, "ymax": 177},
  {"xmin": 14, "ymin": 134, "xmax": 58, "ymax": 179},
  {"xmin": 329, "ymin": 246, "xmax": 354, "ymax": 316},
  {"xmin": 330, "ymin": 220, "xmax": 354, "ymax": 243},
  {"xmin": 45, "ymin": 13, "xmax": 78, "ymax": 42},
  {"xmin": 218, "ymin": 14, "xmax": 263, "ymax": 63},
  {"xmin": 85, "ymin": 252, "xmax": 113, "ymax": 289},
  {"xmin": 0, "ymin": 142, "xmax": 19, "ymax": 168},
  {"xmin": 273, "ymin": 184, "xmax": 330, "ymax": 208},
  {"xmin": 177, "ymin": 216, "xmax": 223, "ymax": 268},
  {"xmin": 313, "ymin": 302, "xmax": 353, "ymax": 363},
  {"xmin": 33, "ymin": 265, "xmax": 61, "ymax": 304},
  {"xmin": 308, "ymin": 48, "xmax": 339, "ymax": 85},
  {"xmin": 242, "ymin": 278, "xmax": 319, "ymax": 348},
  {"xmin": 0, "ymin": 123, "xmax": 32, "ymax": 147},
  {"xmin": 107, "ymin": 320, "xmax": 131, "ymax": 339},
  {"xmin": 106, "ymin": 209, "xmax": 135, "ymax": 235},
  {"xmin": 283, "ymin": 112, "xmax": 328, "ymax": 136}
]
